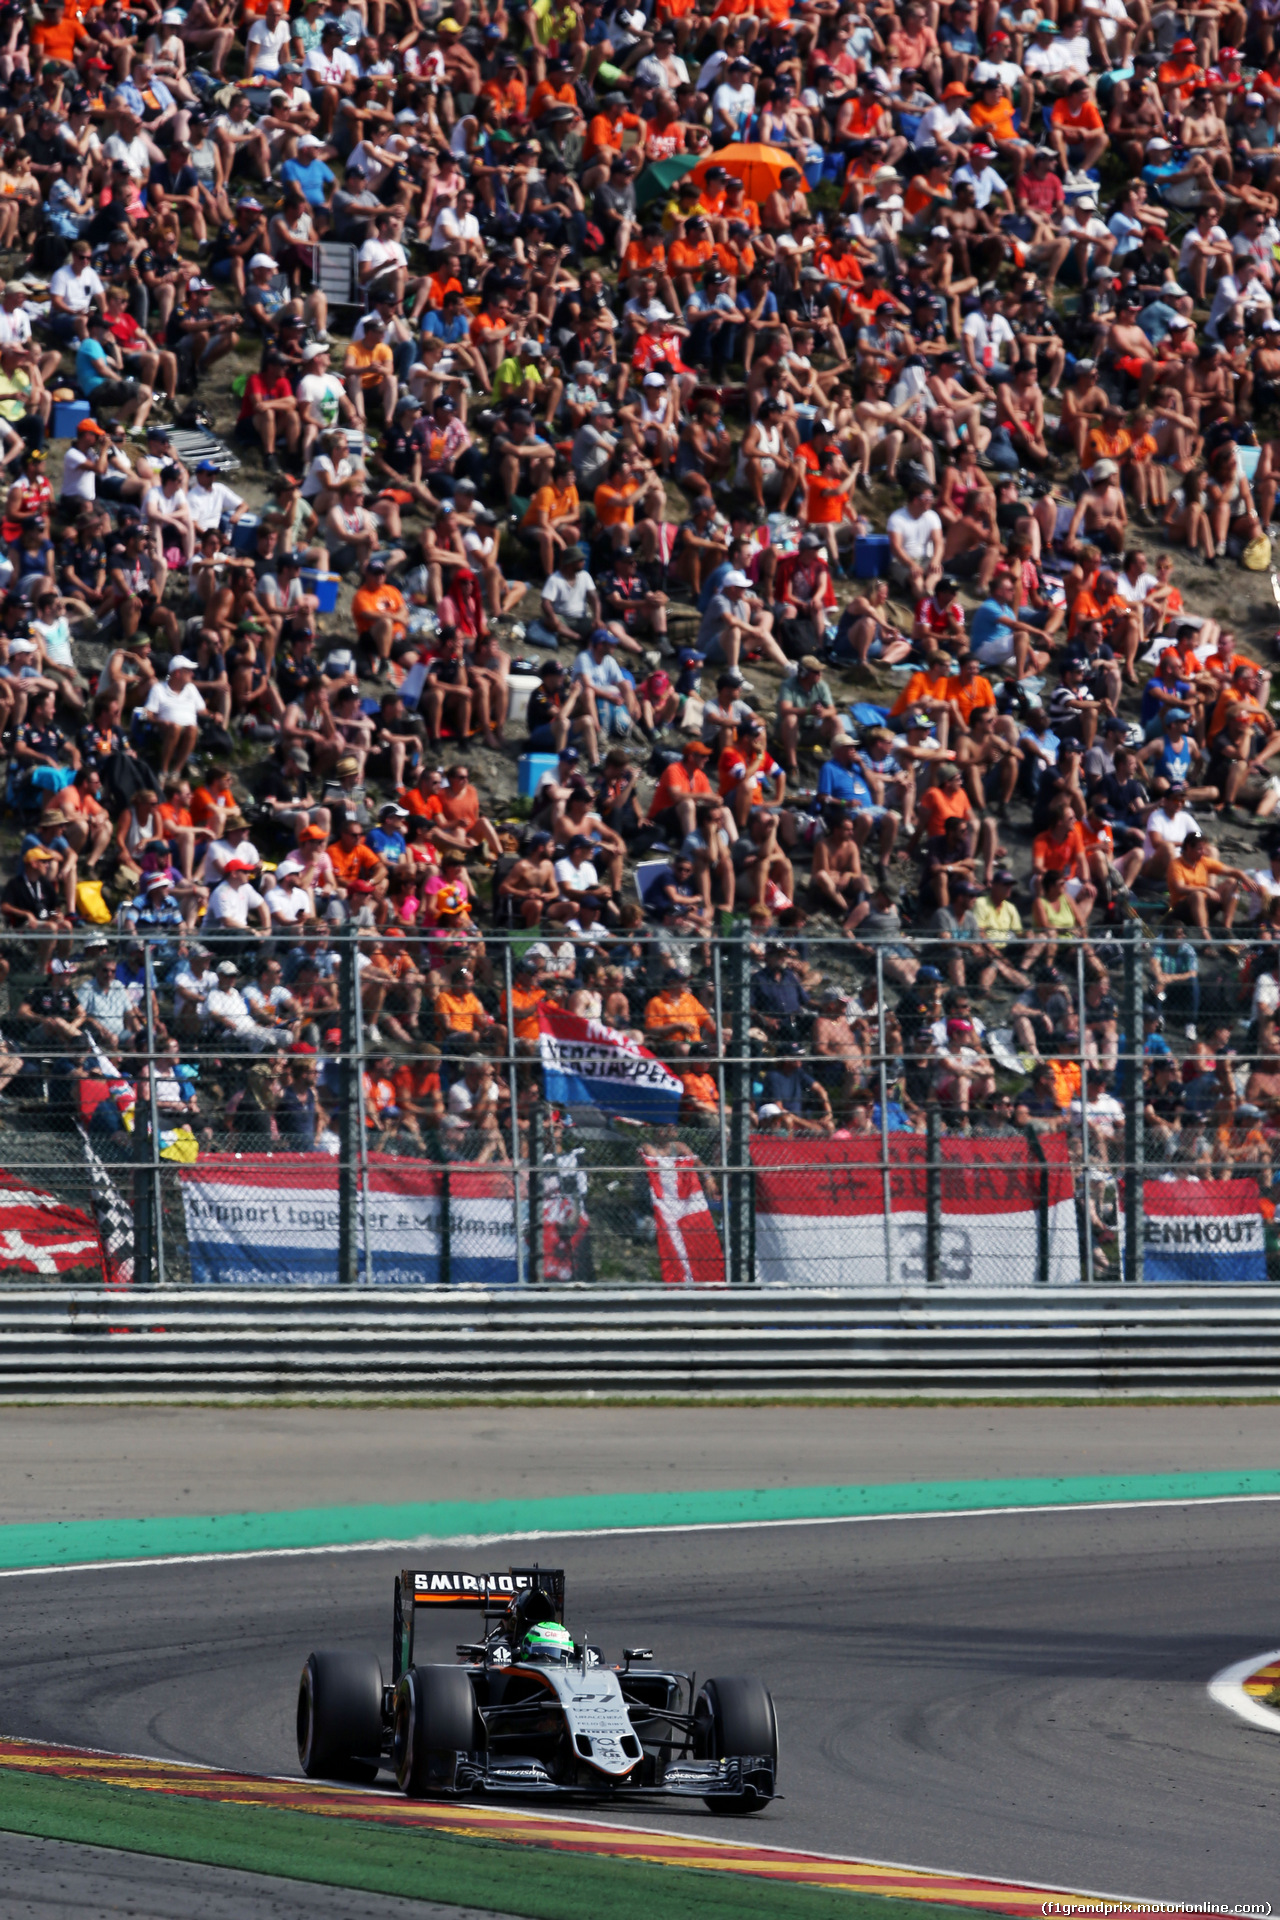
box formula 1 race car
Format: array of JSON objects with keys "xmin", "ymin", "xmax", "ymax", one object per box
[{"xmin": 297, "ymin": 1565, "xmax": 778, "ymax": 1812}]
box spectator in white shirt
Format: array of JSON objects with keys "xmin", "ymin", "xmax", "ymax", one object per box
[
  {"xmin": 142, "ymin": 655, "xmax": 205, "ymax": 776},
  {"xmin": 143, "ymin": 464, "xmax": 197, "ymax": 565},
  {"xmin": 246, "ymin": 0, "xmax": 291, "ymax": 76},
  {"xmin": 48, "ymin": 244, "xmax": 105, "ymax": 343},
  {"xmin": 711, "ymin": 60, "xmax": 755, "ymax": 139},
  {"xmin": 205, "ymin": 959, "xmax": 283, "ymax": 1048},
  {"xmin": 188, "ymin": 461, "xmax": 246, "ymax": 534},
  {"xmin": 305, "ymin": 22, "xmax": 359, "ymax": 130},
  {"xmin": 206, "ymin": 865, "xmax": 271, "ymax": 935},
  {"xmin": 887, "ymin": 488, "xmax": 944, "ymax": 598}
]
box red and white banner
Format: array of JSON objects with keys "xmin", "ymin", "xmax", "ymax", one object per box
[
  {"xmin": 641, "ymin": 1147, "xmax": 724, "ymax": 1286},
  {"xmin": 751, "ymin": 1136, "xmax": 1078, "ymax": 1287},
  {"xmin": 0, "ymin": 1180, "xmax": 101, "ymax": 1279}
]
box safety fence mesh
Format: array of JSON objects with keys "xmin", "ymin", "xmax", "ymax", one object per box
[{"xmin": 0, "ymin": 925, "xmax": 1271, "ymax": 1288}]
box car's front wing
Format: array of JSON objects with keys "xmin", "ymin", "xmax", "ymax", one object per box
[{"xmin": 440, "ymin": 1753, "xmax": 777, "ymax": 1802}]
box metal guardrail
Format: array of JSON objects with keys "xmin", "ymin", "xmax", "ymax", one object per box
[{"xmin": 6, "ymin": 1287, "xmax": 1280, "ymax": 1397}]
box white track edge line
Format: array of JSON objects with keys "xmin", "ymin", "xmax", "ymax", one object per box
[
  {"xmin": 2, "ymin": 1489, "xmax": 1280, "ymax": 1581},
  {"xmin": 1208, "ymin": 1649, "xmax": 1280, "ymax": 1735}
]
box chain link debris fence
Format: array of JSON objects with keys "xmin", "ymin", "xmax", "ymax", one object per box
[{"xmin": 0, "ymin": 921, "xmax": 1271, "ymax": 1290}]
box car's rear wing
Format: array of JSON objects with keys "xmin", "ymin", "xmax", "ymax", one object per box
[{"xmin": 393, "ymin": 1567, "xmax": 565, "ymax": 1680}]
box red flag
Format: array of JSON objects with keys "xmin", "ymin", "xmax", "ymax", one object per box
[
  {"xmin": 0, "ymin": 1180, "xmax": 101, "ymax": 1278},
  {"xmin": 641, "ymin": 1148, "xmax": 724, "ymax": 1286}
]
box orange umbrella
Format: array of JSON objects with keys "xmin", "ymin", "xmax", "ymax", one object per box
[{"xmin": 688, "ymin": 142, "xmax": 796, "ymax": 204}]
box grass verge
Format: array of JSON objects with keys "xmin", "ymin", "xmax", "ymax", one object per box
[{"xmin": 0, "ymin": 1767, "xmax": 991, "ymax": 1920}]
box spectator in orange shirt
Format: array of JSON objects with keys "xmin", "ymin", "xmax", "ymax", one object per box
[
  {"xmin": 644, "ymin": 974, "xmax": 715, "ymax": 1044},
  {"xmin": 969, "ymin": 77, "xmax": 1030, "ymax": 172},
  {"xmin": 583, "ymin": 93, "xmax": 641, "ymax": 192},
  {"xmin": 529, "ymin": 59, "xmax": 581, "ymax": 125},
  {"xmin": 1049, "ymin": 78, "xmax": 1108, "ymax": 172},
  {"xmin": 1032, "ymin": 800, "xmax": 1093, "ymax": 899},
  {"xmin": 434, "ymin": 762, "xmax": 503, "ymax": 862},
  {"xmin": 192, "ymin": 767, "xmax": 236, "ymax": 839},
  {"xmin": 944, "ymin": 654, "xmax": 996, "ymax": 732},
  {"xmin": 54, "ymin": 764, "xmax": 113, "ymax": 876},
  {"xmin": 499, "ymin": 953, "xmax": 547, "ymax": 1042},
  {"xmin": 329, "ymin": 819, "xmax": 388, "ymax": 908},
  {"xmin": 648, "ymin": 738, "xmax": 713, "ymax": 838},
  {"xmin": 802, "ymin": 448, "xmax": 856, "ymax": 566},
  {"xmin": 392, "ymin": 1054, "xmax": 444, "ymax": 1140},
  {"xmin": 351, "ymin": 557, "xmax": 410, "ymax": 680},
  {"xmin": 1168, "ymin": 829, "xmax": 1256, "ymax": 932},
  {"xmin": 916, "ymin": 761, "xmax": 974, "ymax": 841},
  {"xmin": 667, "ymin": 218, "xmax": 716, "ymax": 299},
  {"xmin": 434, "ymin": 961, "xmax": 495, "ymax": 1048},
  {"xmin": 593, "ymin": 450, "xmax": 664, "ymax": 563},
  {"xmin": 479, "ymin": 53, "xmax": 528, "ymax": 123},
  {"xmin": 32, "ymin": 4, "xmax": 86, "ymax": 69},
  {"xmin": 889, "ymin": 657, "xmax": 955, "ymax": 746}
]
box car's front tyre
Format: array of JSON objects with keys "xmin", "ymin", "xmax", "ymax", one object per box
[
  {"xmin": 694, "ymin": 1674, "xmax": 779, "ymax": 1815},
  {"xmin": 296, "ymin": 1650, "xmax": 384, "ymax": 1783},
  {"xmin": 393, "ymin": 1663, "xmax": 482, "ymax": 1797}
]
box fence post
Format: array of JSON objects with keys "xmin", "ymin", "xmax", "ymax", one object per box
[
  {"xmin": 440, "ymin": 1163, "xmax": 451, "ymax": 1286},
  {"xmin": 336, "ymin": 928, "xmax": 359, "ymax": 1285},
  {"xmin": 143, "ymin": 940, "xmax": 165, "ymax": 1287},
  {"xmin": 502, "ymin": 942, "xmax": 525, "ymax": 1287},
  {"xmin": 1076, "ymin": 943, "xmax": 1095, "ymax": 1283},
  {"xmin": 874, "ymin": 948, "xmax": 895, "ymax": 1284},
  {"xmin": 711, "ymin": 938, "xmax": 732, "ymax": 1289},
  {"xmin": 527, "ymin": 1102, "xmax": 544, "ymax": 1287},
  {"xmin": 925, "ymin": 1102, "xmax": 941, "ymax": 1286},
  {"xmin": 132, "ymin": 1003, "xmax": 154, "ymax": 1292},
  {"xmin": 1024, "ymin": 1125, "xmax": 1050, "ymax": 1285},
  {"xmin": 728, "ymin": 922, "xmax": 752, "ymax": 1285},
  {"xmin": 1123, "ymin": 924, "xmax": 1145, "ymax": 1285}
]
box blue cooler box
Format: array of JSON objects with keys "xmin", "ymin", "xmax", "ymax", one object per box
[
  {"xmin": 52, "ymin": 400, "xmax": 90, "ymax": 438},
  {"xmin": 518, "ymin": 752, "xmax": 559, "ymax": 799},
  {"xmin": 854, "ymin": 534, "xmax": 891, "ymax": 578},
  {"xmin": 231, "ymin": 512, "xmax": 261, "ymax": 553},
  {"xmin": 302, "ymin": 569, "xmax": 340, "ymax": 613}
]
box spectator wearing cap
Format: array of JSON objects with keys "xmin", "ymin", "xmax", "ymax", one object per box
[
  {"xmin": 187, "ymin": 461, "xmax": 246, "ymax": 539},
  {"xmin": 696, "ymin": 562, "xmax": 790, "ymax": 671},
  {"xmin": 297, "ymin": 342, "xmax": 357, "ymax": 466},
  {"xmin": 531, "ymin": 544, "xmax": 600, "ymax": 653},
  {"xmin": 525, "ymin": 659, "xmax": 601, "ymax": 765},
  {"xmin": 341, "ymin": 313, "xmax": 396, "ymax": 429},
  {"xmin": 777, "ymin": 654, "xmax": 846, "ymax": 782},
  {"xmin": 206, "ymin": 856, "xmax": 271, "ymax": 938},
  {"xmin": 140, "ymin": 652, "xmax": 204, "ymax": 777},
  {"xmin": 351, "ymin": 556, "xmax": 410, "ymax": 685},
  {"xmin": 170, "ymin": 270, "xmax": 242, "ymax": 391}
]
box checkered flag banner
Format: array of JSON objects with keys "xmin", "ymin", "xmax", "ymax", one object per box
[{"xmin": 76, "ymin": 1125, "xmax": 134, "ymax": 1290}]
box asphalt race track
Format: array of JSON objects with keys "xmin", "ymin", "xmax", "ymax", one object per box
[{"xmin": 3, "ymin": 1499, "xmax": 1280, "ymax": 1913}]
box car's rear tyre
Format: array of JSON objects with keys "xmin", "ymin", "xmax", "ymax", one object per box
[
  {"xmin": 694, "ymin": 1675, "xmax": 779, "ymax": 1815},
  {"xmin": 393, "ymin": 1663, "xmax": 481, "ymax": 1798},
  {"xmin": 297, "ymin": 1650, "xmax": 384, "ymax": 1783}
]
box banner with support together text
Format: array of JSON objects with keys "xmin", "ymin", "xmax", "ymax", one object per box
[{"xmin": 177, "ymin": 1155, "xmax": 519, "ymax": 1286}]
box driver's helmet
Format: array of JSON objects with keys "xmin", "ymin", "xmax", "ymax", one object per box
[{"xmin": 521, "ymin": 1620, "xmax": 574, "ymax": 1664}]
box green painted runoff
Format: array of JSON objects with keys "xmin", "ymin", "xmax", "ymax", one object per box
[
  {"xmin": 0, "ymin": 1768, "xmax": 994, "ymax": 1920},
  {"xmin": 2, "ymin": 1469, "xmax": 1279, "ymax": 1572}
]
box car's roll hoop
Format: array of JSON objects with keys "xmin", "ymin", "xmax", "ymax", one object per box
[{"xmin": 393, "ymin": 1566, "xmax": 565, "ymax": 1681}]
